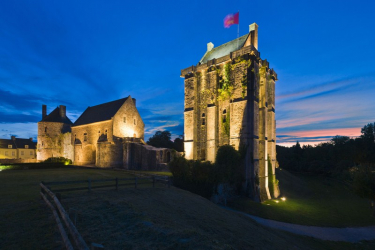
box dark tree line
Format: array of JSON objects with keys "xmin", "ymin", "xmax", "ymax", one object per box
[
  {"xmin": 147, "ymin": 130, "xmax": 184, "ymax": 152},
  {"xmin": 277, "ymin": 122, "xmax": 375, "ymax": 214},
  {"xmin": 277, "ymin": 122, "xmax": 375, "ymax": 176}
]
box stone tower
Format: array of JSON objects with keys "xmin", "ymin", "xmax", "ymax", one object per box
[
  {"xmin": 37, "ymin": 105, "xmax": 74, "ymax": 161},
  {"xmin": 181, "ymin": 23, "xmax": 278, "ymax": 201}
]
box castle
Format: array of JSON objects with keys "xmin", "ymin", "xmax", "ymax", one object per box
[
  {"xmin": 181, "ymin": 23, "xmax": 278, "ymax": 201},
  {"xmin": 37, "ymin": 96, "xmax": 172, "ymax": 170}
]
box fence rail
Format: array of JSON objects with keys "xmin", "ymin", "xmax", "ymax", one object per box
[{"xmin": 43, "ymin": 175, "xmax": 170, "ymax": 193}]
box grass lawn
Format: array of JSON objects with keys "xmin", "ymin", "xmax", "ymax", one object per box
[
  {"xmin": 0, "ymin": 167, "xmax": 136, "ymax": 249},
  {"xmin": 1, "ymin": 166, "xmax": 374, "ymax": 249},
  {"xmin": 229, "ymin": 168, "xmax": 375, "ymax": 227}
]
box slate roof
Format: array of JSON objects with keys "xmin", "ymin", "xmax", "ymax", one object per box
[
  {"xmin": 199, "ymin": 34, "xmax": 248, "ymax": 64},
  {"xmin": 40, "ymin": 107, "xmax": 73, "ymax": 124},
  {"xmin": 0, "ymin": 137, "xmax": 36, "ymax": 149},
  {"xmin": 73, "ymin": 97, "xmax": 129, "ymax": 127}
]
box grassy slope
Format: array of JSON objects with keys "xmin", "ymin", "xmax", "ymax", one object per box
[
  {"xmin": 229, "ymin": 168, "xmax": 375, "ymax": 227},
  {"xmin": 0, "ymin": 168, "xmax": 135, "ymax": 249},
  {"xmin": 0, "ymin": 167, "xmax": 373, "ymax": 249}
]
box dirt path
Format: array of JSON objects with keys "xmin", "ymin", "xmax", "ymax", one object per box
[{"xmin": 223, "ymin": 207, "xmax": 375, "ymax": 243}]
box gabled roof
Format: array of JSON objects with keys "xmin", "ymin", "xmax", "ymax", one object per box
[
  {"xmin": 0, "ymin": 139, "xmax": 16, "ymax": 149},
  {"xmin": 199, "ymin": 34, "xmax": 248, "ymax": 64},
  {"xmin": 40, "ymin": 107, "xmax": 73, "ymax": 124},
  {"xmin": 14, "ymin": 138, "xmax": 37, "ymax": 149},
  {"xmin": 0, "ymin": 137, "xmax": 36, "ymax": 149},
  {"xmin": 73, "ymin": 97, "xmax": 129, "ymax": 127}
]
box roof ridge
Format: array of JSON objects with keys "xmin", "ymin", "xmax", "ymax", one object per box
[{"xmin": 89, "ymin": 97, "xmax": 128, "ymax": 108}]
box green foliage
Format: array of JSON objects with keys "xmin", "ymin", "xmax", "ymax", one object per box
[
  {"xmin": 217, "ymin": 63, "xmax": 233, "ymax": 102},
  {"xmin": 199, "ymin": 89, "xmax": 215, "ymax": 109},
  {"xmin": 222, "ymin": 108, "xmax": 230, "ymax": 137},
  {"xmin": 214, "ymin": 145, "xmax": 243, "ymax": 185},
  {"xmin": 169, "ymin": 145, "xmax": 245, "ymax": 198},
  {"xmin": 353, "ymin": 165, "xmax": 375, "ymax": 201},
  {"xmin": 44, "ymin": 157, "xmax": 72, "ymax": 165},
  {"xmin": 169, "ymin": 155, "xmax": 215, "ymax": 198},
  {"xmin": 173, "ymin": 136, "xmax": 184, "ymax": 152},
  {"xmin": 147, "ymin": 131, "xmax": 174, "ymax": 149},
  {"xmin": 267, "ymin": 155, "xmax": 279, "ymax": 198}
]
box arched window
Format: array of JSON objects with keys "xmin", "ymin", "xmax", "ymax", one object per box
[{"xmin": 202, "ymin": 113, "xmax": 206, "ymax": 126}]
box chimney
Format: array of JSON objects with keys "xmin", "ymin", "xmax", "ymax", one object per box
[
  {"xmin": 11, "ymin": 136, "xmax": 15, "ymax": 140},
  {"xmin": 249, "ymin": 23, "xmax": 258, "ymax": 50},
  {"xmin": 207, "ymin": 42, "xmax": 214, "ymax": 52},
  {"xmin": 42, "ymin": 105, "xmax": 47, "ymax": 119},
  {"xmin": 59, "ymin": 105, "xmax": 66, "ymax": 118},
  {"xmin": 30, "ymin": 138, "xmax": 33, "ymax": 141}
]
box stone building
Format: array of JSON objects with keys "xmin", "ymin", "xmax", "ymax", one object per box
[
  {"xmin": 0, "ymin": 136, "xmax": 36, "ymax": 161},
  {"xmin": 37, "ymin": 96, "xmax": 173, "ymax": 169},
  {"xmin": 37, "ymin": 105, "xmax": 74, "ymax": 161},
  {"xmin": 181, "ymin": 23, "xmax": 278, "ymax": 201},
  {"xmin": 72, "ymin": 96, "xmax": 144, "ymax": 166}
]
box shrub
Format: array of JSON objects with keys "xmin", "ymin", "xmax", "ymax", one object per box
[
  {"xmin": 44, "ymin": 157, "xmax": 72, "ymax": 165},
  {"xmin": 214, "ymin": 145, "xmax": 242, "ymax": 185}
]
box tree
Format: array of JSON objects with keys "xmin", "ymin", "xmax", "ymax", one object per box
[
  {"xmin": 361, "ymin": 123, "xmax": 375, "ymax": 143},
  {"xmin": 353, "ymin": 165, "xmax": 375, "ymax": 216},
  {"xmin": 147, "ymin": 131, "xmax": 174, "ymax": 149},
  {"xmin": 331, "ymin": 135, "xmax": 350, "ymax": 146},
  {"xmin": 173, "ymin": 135, "xmax": 184, "ymax": 152}
]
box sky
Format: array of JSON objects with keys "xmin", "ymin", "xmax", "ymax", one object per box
[{"xmin": 1, "ymin": 0, "xmax": 375, "ymax": 147}]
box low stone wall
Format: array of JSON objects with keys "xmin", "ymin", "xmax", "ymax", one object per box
[{"xmin": 96, "ymin": 141, "xmax": 123, "ymax": 168}]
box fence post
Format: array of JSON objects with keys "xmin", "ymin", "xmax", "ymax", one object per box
[
  {"xmin": 115, "ymin": 178, "xmax": 118, "ymax": 191},
  {"xmin": 152, "ymin": 176, "xmax": 155, "ymax": 188},
  {"xmin": 88, "ymin": 178, "xmax": 91, "ymax": 192},
  {"xmin": 135, "ymin": 177, "xmax": 138, "ymax": 189}
]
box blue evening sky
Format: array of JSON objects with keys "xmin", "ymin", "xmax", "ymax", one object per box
[{"xmin": 1, "ymin": 0, "xmax": 374, "ymax": 146}]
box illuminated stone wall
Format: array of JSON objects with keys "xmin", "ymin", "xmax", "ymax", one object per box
[
  {"xmin": 72, "ymin": 120, "xmax": 112, "ymax": 165},
  {"xmin": 181, "ymin": 30, "xmax": 277, "ymax": 201},
  {"xmin": 112, "ymin": 98, "xmax": 144, "ymax": 139},
  {"xmin": 37, "ymin": 121, "xmax": 72, "ymax": 161}
]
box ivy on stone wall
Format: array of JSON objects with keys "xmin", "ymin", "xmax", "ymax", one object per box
[
  {"xmin": 217, "ymin": 63, "xmax": 233, "ymax": 102},
  {"xmin": 232, "ymin": 57, "xmax": 251, "ymax": 99},
  {"xmin": 199, "ymin": 89, "xmax": 215, "ymax": 110},
  {"xmin": 222, "ymin": 108, "xmax": 230, "ymax": 137},
  {"xmin": 267, "ymin": 154, "xmax": 279, "ymax": 198}
]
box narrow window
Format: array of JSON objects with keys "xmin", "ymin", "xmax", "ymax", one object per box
[
  {"xmin": 84, "ymin": 133, "xmax": 88, "ymax": 142},
  {"xmin": 123, "ymin": 117, "xmax": 126, "ymax": 123},
  {"xmin": 45, "ymin": 127, "xmax": 47, "ymax": 133},
  {"xmin": 223, "ymin": 109, "xmax": 227, "ymax": 123},
  {"xmin": 25, "ymin": 145, "xmax": 29, "ymax": 149},
  {"xmin": 202, "ymin": 113, "xmax": 206, "ymax": 126},
  {"xmin": 105, "ymin": 130, "xmax": 108, "ymax": 134},
  {"xmin": 42, "ymin": 141, "xmax": 44, "ymax": 147},
  {"xmin": 134, "ymin": 119, "xmax": 136, "ymax": 125}
]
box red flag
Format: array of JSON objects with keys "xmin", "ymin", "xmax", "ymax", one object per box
[{"xmin": 224, "ymin": 12, "xmax": 239, "ymax": 28}]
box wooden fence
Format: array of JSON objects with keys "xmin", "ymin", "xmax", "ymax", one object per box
[{"xmin": 40, "ymin": 175, "xmax": 171, "ymax": 249}]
